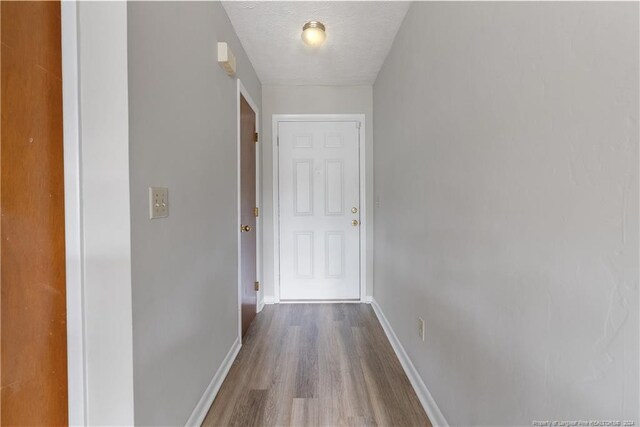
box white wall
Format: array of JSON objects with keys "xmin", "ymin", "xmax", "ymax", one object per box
[
  {"xmin": 127, "ymin": 2, "xmax": 261, "ymax": 425},
  {"xmin": 373, "ymin": 2, "xmax": 638, "ymax": 426},
  {"xmin": 76, "ymin": 2, "xmax": 135, "ymax": 425},
  {"xmin": 261, "ymin": 85, "xmax": 374, "ymax": 300}
]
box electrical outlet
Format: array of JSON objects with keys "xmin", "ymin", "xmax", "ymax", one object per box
[
  {"xmin": 149, "ymin": 187, "xmax": 169, "ymax": 219},
  {"xmin": 417, "ymin": 317, "xmax": 425, "ymax": 341}
]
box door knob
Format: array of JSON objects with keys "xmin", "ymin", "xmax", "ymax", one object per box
[
  {"xmin": 241, "ymin": 224, "xmax": 252, "ymax": 232},
  {"xmin": 351, "ymin": 220, "xmax": 359, "ymax": 226}
]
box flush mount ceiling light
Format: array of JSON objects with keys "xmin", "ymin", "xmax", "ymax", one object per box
[{"xmin": 302, "ymin": 21, "xmax": 326, "ymax": 47}]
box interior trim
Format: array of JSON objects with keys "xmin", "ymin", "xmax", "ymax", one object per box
[
  {"xmin": 185, "ymin": 337, "xmax": 242, "ymax": 426},
  {"xmin": 370, "ymin": 298, "xmax": 449, "ymax": 427}
]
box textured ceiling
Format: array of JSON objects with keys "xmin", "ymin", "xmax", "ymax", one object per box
[{"xmin": 222, "ymin": 1, "xmax": 411, "ymax": 85}]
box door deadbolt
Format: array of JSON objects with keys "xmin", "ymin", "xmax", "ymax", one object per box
[
  {"xmin": 351, "ymin": 207, "xmax": 358, "ymax": 214},
  {"xmin": 241, "ymin": 224, "xmax": 252, "ymax": 232}
]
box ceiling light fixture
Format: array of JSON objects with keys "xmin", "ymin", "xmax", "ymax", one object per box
[{"xmin": 302, "ymin": 21, "xmax": 326, "ymax": 47}]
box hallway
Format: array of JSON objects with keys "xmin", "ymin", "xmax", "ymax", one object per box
[
  {"xmin": 203, "ymin": 304, "xmax": 430, "ymax": 426},
  {"xmin": 1, "ymin": 1, "xmax": 637, "ymax": 425}
]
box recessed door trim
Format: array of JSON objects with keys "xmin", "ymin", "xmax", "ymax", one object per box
[
  {"xmin": 272, "ymin": 114, "xmax": 366, "ymax": 303},
  {"xmin": 237, "ymin": 79, "xmax": 262, "ymax": 342}
]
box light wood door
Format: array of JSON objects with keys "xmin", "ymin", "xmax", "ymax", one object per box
[
  {"xmin": 278, "ymin": 121, "xmax": 361, "ymax": 300},
  {"xmin": 240, "ymin": 95, "xmax": 257, "ymax": 338},
  {"xmin": 1, "ymin": 1, "xmax": 68, "ymax": 424}
]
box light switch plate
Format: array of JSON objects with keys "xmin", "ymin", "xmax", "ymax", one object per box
[
  {"xmin": 418, "ymin": 317, "xmax": 425, "ymax": 341},
  {"xmin": 149, "ymin": 187, "xmax": 169, "ymax": 219}
]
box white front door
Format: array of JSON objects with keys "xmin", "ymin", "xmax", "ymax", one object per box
[{"xmin": 278, "ymin": 120, "xmax": 361, "ymax": 300}]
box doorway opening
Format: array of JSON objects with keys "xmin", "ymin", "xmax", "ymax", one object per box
[{"xmin": 237, "ymin": 81, "xmax": 261, "ymax": 340}]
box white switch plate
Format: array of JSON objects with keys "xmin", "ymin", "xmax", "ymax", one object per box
[
  {"xmin": 149, "ymin": 187, "xmax": 169, "ymax": 219},
  {"xmin": 418, "ymin": 317, "xmax": 425, "ymax": 341}
]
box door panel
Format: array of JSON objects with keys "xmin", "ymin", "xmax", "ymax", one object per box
[
  {"xmin": 240, "ymin": 95, "xmax": 257, "ymax": 338},
  {"xmin": 1, "ymin": 1, "xmax": 68, "ymax": 424},
  {"xmin": 278, "ymin": 121, "xmax": 360, "ymax": 300}
]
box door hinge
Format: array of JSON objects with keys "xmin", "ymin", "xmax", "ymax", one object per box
[
  {"xmin": 356, "ymin": 121, "xmax": 361, "ymax": 129},
  {"xmin": 254, "ymin": 281, "xmax": 260, "ymax": 292},
  {"xmin": 254, "ymin": 132, "xmax": 259, "ymax": 142},
  {"xmin": 253, "ymin": 207, "xmax": 259, "ymax": 217}
]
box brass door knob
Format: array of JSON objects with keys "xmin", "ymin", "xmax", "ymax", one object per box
[
  {"xmin": 241, "ymin": 224, "xmax": 252, "ymax": 232},
  {"xmin": 351, "ymin": 220, "xmax": 359, "ymax": 226}
]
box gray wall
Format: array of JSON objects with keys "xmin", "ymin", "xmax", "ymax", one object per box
[
  {"xmin": 373, "ymin": 2, "xmax": 639, "ymax": 426},
  {"xmin": 261, "ymin": 85, "xmax": 374, "ymax": 300},
  {"xmin": 127, "ymin": 2, "xmax": 261, "ymax": 425}
]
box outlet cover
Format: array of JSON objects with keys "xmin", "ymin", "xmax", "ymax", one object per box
[{"xmin": 149, "ymin": 187, "xmax": 169, "ymax": 219}]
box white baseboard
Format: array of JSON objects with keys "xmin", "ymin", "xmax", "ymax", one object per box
[
  {"xmin": 279, "ymin": 300, "xmax": 361, "ymax": 304},
  {"xmin": 264, "ymin": 296, "xmax": 372, "ymax": 304},
  {"xmin": 185, "ymin": 336, "xmax": 241, "ymax": 427},
  {"xmin": 370, "ymin": 299, "xmax": 448, "ymax": 427}
]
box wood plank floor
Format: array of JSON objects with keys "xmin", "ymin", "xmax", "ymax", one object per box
[{"xmin": 202, "ymin": 304, "xmax": 431, "ymax": 427}]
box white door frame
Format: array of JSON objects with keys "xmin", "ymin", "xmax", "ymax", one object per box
[
  {"xmin": 61, "ymin": 2, "xmax": 86, "ymax": 424},
  {"xmin": 236, "ymin": 80, "xmax": 263, "ymax": 341},
  {"xmin": 272, "ymin": 114, "xmax": 366, "ymax": 303},
  {"xmin": 62, "ymin": 3, "xmax": 135, "ymax": 424}
]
